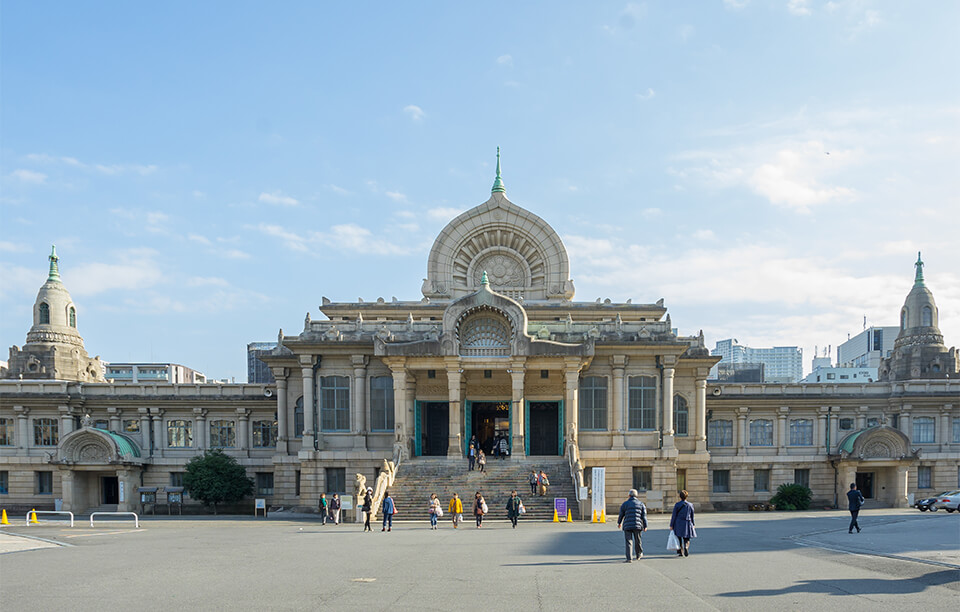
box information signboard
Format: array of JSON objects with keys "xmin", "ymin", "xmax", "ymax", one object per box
[
  {"xmin": 554, "ymin": 498, "xmax": 567, "ymax": 518},
  {"xmin": 591, "ymin": 467, "xmax": 606, "ymax": 518}
]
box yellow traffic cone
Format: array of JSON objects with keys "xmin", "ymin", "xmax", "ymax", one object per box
[
  {"xmin": 566, "ymin": 509, "xmax": 573, "ymax": 522},
  {"xmin": 1, "ymin": 509, "xmax": 9, "ymax": 525},
  {"xmin": 552, "ymin": 508, "xmax": 559, "ymax": 522},
  {"xmin": 591, "ymin": 509, "xmax": 597, "ymax": 523},
  {"xmin": 29, "ymin": 509, "xmax": 39, "ymax": 524},
  {"xmin": 599, "ymin": 510, "xmax": 606, "ymax": 523}
]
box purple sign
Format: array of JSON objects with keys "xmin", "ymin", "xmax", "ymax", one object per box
[{"xmin": 554, "ymin": 498, "xmax": 567, "ymax": 517}]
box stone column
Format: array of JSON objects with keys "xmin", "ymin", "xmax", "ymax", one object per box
[
  {"xmin": 509, "ymin": 365, "xmax": 526, "ymax": 456},
  {"xmin": 108, "ymin": 407, "xmax": 121, "ymax": 432},
  {"xmin": 662, "ymin": 367, "xmax": 675, "ymax": 450},
  {"xmin": 116, "ymin": 468, "xmax": 141, "ymax": 513},
  {"xmin": 390, "ymin": 363, "xmax": 409, "ymax": 457},
  {"xmin": 193, "ymin": 408, "xmax": 208, "ymax": 450},
  {"xmin": 59, "ymin": 405, "xmax": 74, "ymax": 436},
  {"xmin": 939, "ymin": 405, "xmax": 952, "ymax": 451},
  {"xmin": 829, "ymin": 409, "xmax": 839, "ymax": 453},
  {"xmin": 59, "ymin": 469, "xmax": 76, "ymax": 512},
  {"xmin": 900, "ymin": 404, "xmax": 912, "ymax": 441},
  {"xmin": 777, "ymin": 407, "xmax": 790, "ymax": 455},
  {"xmin": 856, "ymin": 406, "xmax": 868, "ymax": 430},
  {"xmin": 736, "ymin": 407, "xmax": 749, "ymax": 455},
  {"xmin": 151, "ymin": 409, "xmax": 164, "ymax": 458},
  {"xmin": 563, "ymin": 363, "xmax": 581, "ymax": 451},
  {"xmin": 352, "ymin": 356, "xmax": 369, "ymax": 449},
  {"xmin": 446, "ymin": 364, "xmax": 463, "ymax": 456},
  {"xmin": 300, "ymin": 357, "xmax": 316, "ymax": 452},
  {"xmin": 138, "ymin": 408, "xmax": 151, "ymax": 453},
  {"xmin": 406, "ymin": 376, "xmax": 416, "ymax": 449},
  {"xmin": 695, "ymin": 377, "xmax": 707, "ymax": 451},
  {"xmin": 273, "ymin": 368, "xmax": 289, "ymax": 453},
  {"xmin": 14, "ymin": 406, "xmax": 29, "ymax": 450},
  {"xmin": 611, "ymin": 356, "xmax": 626, "ymax": 450},
  {"xmin": 816, "ymin": 407, "xmax": 828, "ymax": 452},
  {"xmin": 894, "ymin": 465, "xmax": 909, "ymax": 508},
  {"xmin": 237, "ymin": 408, "xmax": 250, "ymax": 457}
]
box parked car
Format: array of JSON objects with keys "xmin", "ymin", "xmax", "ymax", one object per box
[
  {"xmin": 932, "ymin": 490, "xmax": 960, "ymax": 512},
  {"xmin": 914, "ymin": 494, "xmax": 941, "ymax": 511}
]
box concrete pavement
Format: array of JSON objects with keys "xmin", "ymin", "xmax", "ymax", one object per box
[{"xmin": 0, "ymin": 508, "xmax": 956, "ymax": 610}]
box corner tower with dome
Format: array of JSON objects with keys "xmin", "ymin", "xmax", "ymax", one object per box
[{"xmin": 2, "ymin": 246, "xmax": 105, "ymax": 382}]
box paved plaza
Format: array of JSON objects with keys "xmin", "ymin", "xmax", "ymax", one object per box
[{"xmin": 0, "ymin": 509, "xmax": 957, "ymax": 610}]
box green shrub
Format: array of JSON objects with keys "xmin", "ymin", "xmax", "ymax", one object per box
[
  {"xmin": 183, "ymin": 449, "xmax": 254, "ymax": 514},
  {"xmin": 769, "ymin": 483, "xmax": 812, "ymax": 511}
]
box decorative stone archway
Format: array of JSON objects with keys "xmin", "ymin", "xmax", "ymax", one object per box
[
  {"xmin": 53, "ymin": 427, "xmax": 144, "ymax": 513},
  {"xmin": 834, "ymin": 427, "xmax": 917, "ymax": 508}
]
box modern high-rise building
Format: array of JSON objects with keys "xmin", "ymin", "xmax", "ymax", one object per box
[
  {"xmin": 838, "ymin": 326, "xmax": 898, "ymax": 369},
  {"xmin": 104, "ymin": 363, "xmax": 206, "ymax": 384},
  {"xmin": 247, "ymin": 342, "xmax": 277, "ymax": 384},
  {"xmin": 710, "ymin": 339, "xmax": 803, "ymax": 382}
]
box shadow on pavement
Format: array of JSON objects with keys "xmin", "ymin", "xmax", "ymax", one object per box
[{"xmin": 718, "ymin": 568, "xmax": 960, "ymax": 598}]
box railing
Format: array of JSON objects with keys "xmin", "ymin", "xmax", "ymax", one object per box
[
  {"xmin": 26, "ymin": 510, "xmax": 74, "ymax": 527},
  {"xmin": 89, "ymin": 512, "xmax": 140, "ymax": 528}
]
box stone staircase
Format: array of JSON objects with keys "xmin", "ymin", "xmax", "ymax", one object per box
[{"xmin": 388, "ymin": 457, "xmax": 578, "ymax": 521}]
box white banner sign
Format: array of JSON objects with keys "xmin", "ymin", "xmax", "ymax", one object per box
[
  {"xmin": 591, "ymin": 467, "xmax": 605, "ymax": 516},
  {"xmin": 119, "ymin": 481, "xmax": 125, "ymax": 503}
]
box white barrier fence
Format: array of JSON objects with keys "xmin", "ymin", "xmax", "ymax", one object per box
[
  {"xmin": 26, "ymin": 510, "xmax": 75, "ymax": 527},
  {"xmin": 89, "ymin": 512, "xmax": 140, "ymax": 528}
]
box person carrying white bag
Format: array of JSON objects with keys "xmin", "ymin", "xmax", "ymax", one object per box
[{"xmin": 668, "ymin": 490, "xmax": 697, "ymax": 557}]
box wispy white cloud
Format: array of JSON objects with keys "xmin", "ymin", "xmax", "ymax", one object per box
[
  {"xmin": 325, "ymin": 184, "xmax": 351, "ymax": 196},
  {"xmin": 496, "ymin": 54, "xmax": 513, "ymax": 66},
  {"xmin": 186, "ymin": 276, "xmax": 230, "ymax": 288},
  {"xmin": 253, "ymin": 222, "xmax": 413, "ymax": 256},
  {"xmin": 723, "ymin": 0, "xmax": 749, "ymax": 9},
  {"xmin": 258, "ymin": 191, "xmax": 300, "ymax": 206},
  {"xmin": 678, "ymin": 24, "xmax": 695, "ymax": 42},
  {"xmin": 385, "ymin": 191, "xmax": 407, "ymax": 203},
  {"xmin": 403, "ymin": 105, "xmax": 425, "ymax": 121},
  {"xmin": 24, "ymin": 153, "xmax": 157, "ymax": 176},
  {"xmin": 9, "ymin": 169, "xmax": 47, "ymax": 184},
  {"xmin": 787, "ymin": 0, "xmax": 811, "ymax": 16},
  {"xmin": 641, "ymin": 207, "xmax": 662, "ymax": 218},
  {"xmin": 636, "ymin": 88, "xmax": 656, "ymax": 101},
  {"xmin": 69, "ymin": 249, "xmax": 166, "ymax": 297},
  {"xmin": 427, "ymin": 207, "xmax": 464, "ymax": 221},
  {"xmin": 0, "ymin": 241, "xmax": 31, "ymax": 253}
]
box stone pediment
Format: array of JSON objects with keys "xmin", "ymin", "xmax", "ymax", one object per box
[
  {"xmin": 55, "ymin": 427, "xmax": 143, "ymax": 465},
  {"xmin": 837, "ymin": 426, "xmax": 915, "ymax": 461}
]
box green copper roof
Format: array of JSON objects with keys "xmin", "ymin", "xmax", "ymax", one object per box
[
  {"xmin": 480, "ymin": 270, "xmax": 490, "ymax": 286},
  {"xmin": 491, "ymin": 147, "xmax": 505, "ymax": 194},
  {"xmin": 48, "ymin": 245, "xmax": 60, "ymax": 282},
  {"xmin": 914, "ymin": 251, "xmax": 925, "ymax": 285},
  {"xmin": 93, "ymin": 428, "xmax": 142, "ymax": 458},
  {"xmin": 839, "ymin": 428, "xmax": 871, "ymax": 453}
]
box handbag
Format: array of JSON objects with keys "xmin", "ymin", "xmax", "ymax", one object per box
[
  {"xmin": 518, "ymin": 504, "xmax": 526, "ymax": 515},
  {"xmin": 436, "ymin": 507, "xmax": 443, "ymax": 518},
  {"xmin": 481, "ymin": 502, "xmax": 489, "ymax": 514},
  {"xmin": 666, "ymin": 531, "xmax": 681, "ymax": 551}
]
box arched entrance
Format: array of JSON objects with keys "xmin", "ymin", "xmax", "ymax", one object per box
[
  {"xmin": 835, "ymin": 426, "xmax": 917, "ymax": 508},
  {"xmin": 52, "ymin": 427, "xmax": 144, "ymax": 513}
]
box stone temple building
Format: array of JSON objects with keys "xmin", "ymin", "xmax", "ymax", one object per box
[{"xmin": 1, "ymin": 162, "xmax": 958, "ymax": 516}]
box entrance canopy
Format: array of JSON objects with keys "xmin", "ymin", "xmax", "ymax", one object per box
[
  {"xmin": 55, "ymin": 427, "xmax": 143, "ymax": 465},
  {"xmin": 836, "ymin": 426, "xmax": 916, "ymax": 461}
]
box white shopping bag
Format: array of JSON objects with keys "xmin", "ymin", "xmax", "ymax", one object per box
[{"xmin": 667, "ymin": 531, "xmax": 681, "ymax": 551}]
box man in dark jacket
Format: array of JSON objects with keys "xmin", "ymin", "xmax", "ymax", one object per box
[
  {"xmin": 847, "ymin": 483, "xmax": 865, "ymax": 533},
  {"xmin": 617, "ymin": 489, "xmax": 648, "ymax": 562}
]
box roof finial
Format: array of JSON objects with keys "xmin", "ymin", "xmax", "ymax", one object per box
[
  {"xmin": 914, "ymin": 251, "xmax": 925, "ymax": 285},
  {"xmin": 480, "ymin": 270, "xmax": 490, "ymax": 286},
  {"xmin": 47, "ymin": 245, "xmax": 60, "ymax": 282},
  {"xmin": 491, "ymin": 146, "xmax": 505, "ymax": 194}
]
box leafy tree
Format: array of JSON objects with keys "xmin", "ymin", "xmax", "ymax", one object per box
[
  {"xmin": 769, "ymin": 483, "xmax": 812, "ymax": 511},
  {"xmin": 183, "ymin": 449, "xmax": 253, "ymax": 514}
]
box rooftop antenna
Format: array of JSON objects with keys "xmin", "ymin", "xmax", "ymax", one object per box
[{"xmin": 863, "ymin": 315, "xmax": 867, "ymax": 331}]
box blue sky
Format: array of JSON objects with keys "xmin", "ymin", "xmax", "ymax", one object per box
[{"xmin": 2, "ymin": 1, "xmax": 958, "ymax": 380}]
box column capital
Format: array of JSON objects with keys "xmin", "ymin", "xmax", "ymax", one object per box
[
  {"xmin": 150, "ymin": 407, "xmax": 165, "ymax": 417},
  {"xmin": 13, "ymin": 405, "xmax": 29, "ymax": 416},
  {"xmin": 298, "ymin": 354, "xmax": 315, "ymax": 367},
  {"xmin": 609, "ymin": 355, "xmax": 628, "ymax": 369},
  {"xmin": 778, "ymin": 406, "xmax": 791, "ymax": 416},
  {"xmin": 270, "ymin": 366, "xmax": 288, "ymax": 379},
  {"xmin": 900, "ymin": 404, "xmax": 913, "ymax": 414},
  {"xmin": 351, "ymin": 355, "xmax": 370, "ymax": 368},
  {"xmin": 817, "ymin": 406, "xmax": 832, "ymax": 416},
  {"xmin": 193, "ymin": 407, "xmax": 208, "ymax": 418},
  {"xmin": 736, "ymin": 406, "xmax": 750, "ymax": 417},
  {"xmin": 695, "ymin": 378, "xmax": 707, "ymax": 389},
  {"xmin": 235, "ymin": 408, "xmax": 250, "ymax": 420},
  {"xmin": 661, "ymin": 355, "xmax": 678, "ymax": 367},
  {"xmin": 107, "ymin": 406, "xmax": 120, "ymax": 416},
  {"xmin": 939, "ymin": 404, "xmax": 954, "ymax": 414}
]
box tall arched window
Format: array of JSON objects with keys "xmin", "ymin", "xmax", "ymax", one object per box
[
  {"xmin": 922, "ymin": 306, "xmax": 933, "ymax": 327},
  {"xmin": 900, "ymin": 309, "xmax": 907, "ymax": 330},
  {"xmin": 674, "ymin": 395, "xmax": 688, "ymax": 436},
  {"xmin": 39, "ymin": 302, "xmax": 50, "ymax": 324},
  {"xmin": 294, "ymin": 396, "xmax": 304, "ymax": 438},
  {"xmin": 69, "ymin": 306, "xmax": 76, "ymax": 328}
]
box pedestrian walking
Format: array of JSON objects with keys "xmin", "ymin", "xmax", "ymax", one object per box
[
  {"xmin": 478, "ymin": 449, "xmax": 487, "ymax": 473},
  {"xmin": 506, "ymin": 490, "xmax": 524, "ymax": 529},
  {"xmin": 318, "ymin": 493, "xmax": 328, "ymax": 525},
  {"xmin": 492, "ymin": 434, "xmax": 500, "ymax": 459},
  {"xmin": 847, "ymin": 483, "xmax": 865, "ymax": 533},
  {"xmin": 429, "ymin": 493, "xmax": 442, "ymax": 530},
  {"xmin": 382, "ymin": 491, "xmax": 396, "ymax": 532},
  {"xmin": 449, "ymin": 492, "xmax": 464, "ymax": 528},
  {"xmin": 537, "ymin": 471, "xmax": 550, "ymax": 496},
  {"xmin": 669, "ymin": 490, "xmax": 696, "ymax": 557},
  {"xmin": 362, "ymin": 488, "xmax": 373, "ymax": 532},
  {"xmin": 468, "ymin": 444, "xmax": 477, "ymax": 471},
  {"xmin": 330, "ymin": 493, "xmax": 342, "ymax": 525},
  {"xmin": 498, "ymin": 436, "xmax": 509, "ymax": 459},
  {"xmin": 529, "ymin": 470, "xmax": 538, "ymax": 495},
  {"xmin": 617, "ymin": 489, "xmax": 647, "ymax": 562},
  {"xmin": 474, "ymin": 492, "xmax": 487, "ymax": 528}
]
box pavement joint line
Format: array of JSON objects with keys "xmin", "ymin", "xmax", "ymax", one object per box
[
  {"xmin": 63, "ymin": 529, "xmax": 146, "ymax": 538},
  {"xmin": 790, "ymin": 536, "xmax": 960, "ymax": 570},
  {"xmin": 0, "ymin": 531, "xmax": 74, "ymax": 548}
]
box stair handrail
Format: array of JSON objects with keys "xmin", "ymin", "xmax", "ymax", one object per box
[{"xmin": 364, "ymin": 440, "xmax": 406, "ymax": 523}]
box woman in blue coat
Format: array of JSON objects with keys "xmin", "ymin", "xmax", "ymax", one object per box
[{"xmin": 670, "ymin": 490, "xmax": 696, "ymax": 557}]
